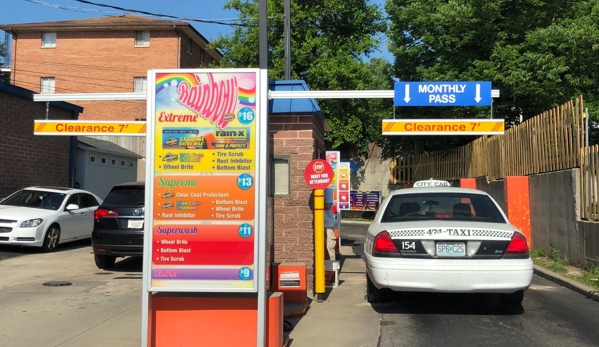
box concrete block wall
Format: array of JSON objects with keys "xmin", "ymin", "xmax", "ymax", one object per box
[
  {"xmin": 0, "ymin": 90, "xmax": 73, "ymax": 197},
  {"xmin": 269, "ymin": 114, "xmax": 326, "ymax": 288}
]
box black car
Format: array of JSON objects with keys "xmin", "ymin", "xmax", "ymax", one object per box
[{"xmin": 92, "ymin": 182, "xmax": 145, "ymax": 269}]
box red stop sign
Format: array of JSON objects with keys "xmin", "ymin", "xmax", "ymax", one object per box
[{"xmin": 304, "ymin": 159, "xmax": 334, "ymax": 189}]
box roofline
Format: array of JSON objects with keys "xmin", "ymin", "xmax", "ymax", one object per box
[
  {"xmin": 0, "ymin": 18, "xmax": 223, "ymax": 59},
  {"xmin": 76, "ymin": 142, "xmax": 143, "ymax": 159},
  {"xmin": 0, "ymin": 81, "xmax": 83, "ymax": 113}
]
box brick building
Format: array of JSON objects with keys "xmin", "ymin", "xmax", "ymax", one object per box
[
  {"xmin": 0, "ymin": 15, "xmax": 221, "ymax": 122},
  {"xmin": 0, "ymin": 81, "xmax": 82, "ymax": 197},
  {"xmin": 269, "ymin": 80, "xmax": 330, "ymax": 288},
  {"xmin": 1, "ymin": 14, "xmax": 331, "ymax": 289}
]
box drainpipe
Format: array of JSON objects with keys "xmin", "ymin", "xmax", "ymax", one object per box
[{"xmin": 174, "ymin": 25, "xmax": 180, "ymax": 68}]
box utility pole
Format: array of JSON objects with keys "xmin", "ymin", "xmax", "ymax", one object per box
[
  {"xmin": 284, "ymin": 0, "xmax": 291, "ymax": 79},
  {"xmin": 259, "ymin": 0, "xmax": 268, "ymax": 69}
]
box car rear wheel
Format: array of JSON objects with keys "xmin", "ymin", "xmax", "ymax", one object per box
[
  {"xmin": 41, "ymin": 225, "xmax": 60, "ymax": 252},
  {"xmin": 499, "ymin": 290, "xmax": 524, "ymax": 305},
  {"xmin": 366, "ymin": 274, "xmax": 386, "ymax": 303},
  {"xmin": 94, "ymin": 254, "xmax": 116, "ymax": 269}
]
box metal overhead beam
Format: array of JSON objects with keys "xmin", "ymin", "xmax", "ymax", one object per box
[
  {"xmin": 269, "ymin": 89, "xmax": 500, "ymax": 99},
  {"xmin": 32, "ymin": 90, "xmax": 500, "ymax": 102},
  {"xmin": 33, "ymin": 92, "xmax": 146, "ymax": 102}
]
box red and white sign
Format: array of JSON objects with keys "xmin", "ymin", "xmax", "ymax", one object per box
[{"xmin": 304, "ymin": 159, "xmax": 334, "ymax": 189}]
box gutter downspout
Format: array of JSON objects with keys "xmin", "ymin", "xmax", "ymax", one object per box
[
  {"xmin": 174, "ymin": 25, "xmax": 180, "ymax": 68},
  {"xmin": 11, "ymin": 31, "xmax": 16, "ymax": 84}
]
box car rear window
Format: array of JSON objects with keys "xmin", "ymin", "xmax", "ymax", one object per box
[
  {"xmin": 103, "ymin": 187, "xmax": 145, "ymax": 207},
  {"xmin": 381, "ymin": 192, "xmax": 506, "ymax": 224}
]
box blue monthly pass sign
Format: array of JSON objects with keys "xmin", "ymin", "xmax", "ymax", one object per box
[{"xmin": 394, "ymin": 81, "xmax": 492, "ymax": 107}]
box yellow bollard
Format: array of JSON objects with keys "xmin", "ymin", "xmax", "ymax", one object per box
[{"xmin": 313, "ymin": 189, "xmax": 325, "ymax": 295}]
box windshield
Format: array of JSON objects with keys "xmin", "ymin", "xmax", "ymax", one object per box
[
  {"xmin": 103, "ymin": 187, "xmax": 145, "ymax": 207},
  {"xmin": 0, "ymin": 190, "xmax": 67, "ymax": 211},
  {"xmin": 381, "ymin": 192, "xmax": 506, "ymax": 224}
]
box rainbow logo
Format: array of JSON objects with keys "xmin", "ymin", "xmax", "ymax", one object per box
[
  {"xmin": 155, "ymin": 73, "xmax": 198, "ymax": 94},
  {"xmin": 238, "ymin": 85, "xmax": 256, "ymax": 106}
]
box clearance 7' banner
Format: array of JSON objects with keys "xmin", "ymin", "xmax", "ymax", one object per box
[
  {"xmin": 382, "ymin": 119, "xmax": 504, "ymax": 136},
  {"xmin": 145, "ymin": 69, "xmax": 262, "ymax": 293}
]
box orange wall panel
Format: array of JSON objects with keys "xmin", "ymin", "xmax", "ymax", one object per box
[{"xmin": 505, "ymin": 176, "xmax": 531, "ymax": 246}]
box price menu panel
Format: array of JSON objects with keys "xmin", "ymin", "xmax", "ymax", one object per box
[{"xmin": 148, "ymin": 70, "xmax": 260, "ymax": 291}]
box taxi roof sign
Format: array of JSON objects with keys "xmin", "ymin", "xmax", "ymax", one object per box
[{"xmin": 413, "ymin": 180, "xmax": 451, "ymax": 187}]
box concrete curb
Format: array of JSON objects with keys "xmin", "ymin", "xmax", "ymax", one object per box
[{"xmin": 533, "ymin": 264, "xmax": 599, "ymax": 302}]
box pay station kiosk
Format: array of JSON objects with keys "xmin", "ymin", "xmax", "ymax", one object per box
[{"xmin": 141, "ymin": 69, "xmax": 279, "ymax": 346}]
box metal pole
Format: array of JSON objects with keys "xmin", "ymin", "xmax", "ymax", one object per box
[
  {"xmin": 313, "ymin": 189, "xmax": 325, "ymax": 301},
  {"xmin": 284, "ymin": 0, "xmax": 291, "ymax": 80},
  {"xmin": 259, "ymin": 0, "xmax": 268, "ymax": 69}
]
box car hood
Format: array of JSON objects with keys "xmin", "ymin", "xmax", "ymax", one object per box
[{"xmin": 0, "ymin": 205, "xmax": 58, "ymax": 221}]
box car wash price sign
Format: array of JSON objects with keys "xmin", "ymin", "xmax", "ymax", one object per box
[{"xmin": 145, "ymin": 69, "xmax": 261, "ymax": 292}]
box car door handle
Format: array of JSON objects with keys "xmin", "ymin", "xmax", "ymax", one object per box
[{"xmin": 80, "ymin": 212, "xmax": 86, "ymax": 215}]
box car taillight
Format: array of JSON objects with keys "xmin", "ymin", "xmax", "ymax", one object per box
[
  {"xmin": 373, "ymin": 230, "xmax": 400, "ymax": 257},
  {"xmin": 94, "ymin": 209, "xmax": 118, "ymax": 220},
  {"xmin": 504, "ymin": 232, "xmax": 529, "ymax": 258}
]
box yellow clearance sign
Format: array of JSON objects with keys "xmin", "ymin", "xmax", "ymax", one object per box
[
  {"xmin": 34, "ymin": 120, "xmax": 147, "ymax": 136},
  {"xmin": 382, "ymin": 119, "xmax": 504, "ymax": 135}
]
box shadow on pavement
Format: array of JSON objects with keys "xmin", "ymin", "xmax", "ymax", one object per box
[
  {"xmin": 0, "ymin": 238, "xmax": 91, "ymax": 260},
  {"xmin": 370, "ymin": 292, "xmax": 525, "ymax": 316},
  {"xmin": 93, "ymin": 256, "xmax": 143, "ymax": 275}
]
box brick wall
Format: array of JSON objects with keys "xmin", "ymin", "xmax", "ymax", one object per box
[
  {"xmin": 10, "ymin": 29, "xmax": 204, "ymax": 122},
  {"xmin": 0, "ymin": 89, "xmax": 74, "ymax": 197},
  {"xmin": 269, "ymin": 114, "xmax": 326, "ymax": 288}
]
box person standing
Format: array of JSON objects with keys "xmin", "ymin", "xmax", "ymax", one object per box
[{"xmin": 324, "ymin": 187, "xmax": 336, "ymax": 260}]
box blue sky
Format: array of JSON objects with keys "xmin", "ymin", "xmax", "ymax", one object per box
[{"xmin": 0, "ymin": 0, "xmax": 392, "ymax": 62}]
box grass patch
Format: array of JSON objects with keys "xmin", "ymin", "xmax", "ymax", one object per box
[{"xmin": 532, "ymin": 248, "xmax": 599, "ymax": 290}]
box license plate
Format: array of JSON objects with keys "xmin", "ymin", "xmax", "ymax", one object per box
[
  {"xmin": 127, "ymin": 220, "xmax": 144, "ymax": 229},
  {"xmin": 436, "ymin": 242, "xmax": 465, "ymax": 257}
]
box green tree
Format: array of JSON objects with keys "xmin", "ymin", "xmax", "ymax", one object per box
[
  {"xmin": 0, "ymin": 40, "xmax": 7, "ymax": 83},
  {"xmin": 385, "ymin": 0, "xmax": 599, "ymax": 155},
  {"xmin": 212, "ymin": 0, "xmax": 388, "ymax": 158}
]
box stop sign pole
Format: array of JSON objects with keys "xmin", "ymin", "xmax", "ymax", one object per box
[{"xmin": 304, "ymin": 159, "xmax": 334, "ymax": 301}]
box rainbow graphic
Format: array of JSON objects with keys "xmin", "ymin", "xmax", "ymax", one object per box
[
  {"xmin": 155, "ymin": 73, "xmax": 198, "ymax": 94},
  {"xmin": 238, "ymin": 85, "xmax": 256, "ymax": 106}
]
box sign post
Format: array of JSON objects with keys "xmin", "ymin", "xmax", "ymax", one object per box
[{"xmin": 304, "ymin": 159, "xmax": 333, "ymax": 301}]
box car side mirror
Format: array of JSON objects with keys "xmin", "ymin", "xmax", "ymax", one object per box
[{"xmin": 66, "ymin": 204, "xmax": 80, "ymax": 211}]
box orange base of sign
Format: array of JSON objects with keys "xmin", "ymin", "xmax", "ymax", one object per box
[{"xmin": 150, "ymin": 292, "xmax": 284, "ymax": 347}]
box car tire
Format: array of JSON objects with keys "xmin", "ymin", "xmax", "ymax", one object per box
[
  {"xmin": 366, "ymin": 274, "xmax": 386, "ymax": 303},
  {"xmin": 499, "ymin": 290, "xmax": 524, "ymax": 305},
  {"xmin": 94, "ymin": 254, "xmax": 116, "ymax": 269},
  {"xmin": 41, "ymin": 225, "xmax": 61, "ymax": 252}
]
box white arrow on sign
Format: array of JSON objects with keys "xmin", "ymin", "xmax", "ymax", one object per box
[
  {"xmin": 475, "ymin": 84, "xmax": 481, "ymax": 103},
  {"xmin": 404, "ymin": 84, "xmax": 410, "ymax": 103}
]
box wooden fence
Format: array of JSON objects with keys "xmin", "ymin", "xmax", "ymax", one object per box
[
  {"xmin": 582, "ymin": 145, "xmax": 599, "ymax": 221},
  {"xmin": 390, "ymin": 96, "xmax": 585, "ymax": 184}
]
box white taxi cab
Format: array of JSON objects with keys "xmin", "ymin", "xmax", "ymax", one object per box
[{"xmin": 364, "ymin": 180, "xmax": 533, "ymax": 304}]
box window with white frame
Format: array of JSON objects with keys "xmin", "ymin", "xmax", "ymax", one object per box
[
  {"xmin": 40, "ymin": 77, "xmax": 55, "ymax": 94},
  {"xmin": 187, "ymin": 37, "xmax": 192, "ymax": 54},
  {"xmin": 42, "ymin": 32, "xmax": 56, "ymax": 48},
  {"xmin": 134, "ymin": 77, "xmax": 147, "ymax": 93},
  {"xmin": 271, "ymin": 155, "xmax": 291, "ymax": 198},
  {"xmin": 200, "ymin": 50, "xmax": 205, "ymax": 65},
  {"xmin": 134, "ymin": 31, "xmax": 150, "ymax": 47}
]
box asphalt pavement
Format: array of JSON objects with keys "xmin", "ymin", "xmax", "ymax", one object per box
[{"xmin": 1, "ymin": 221, "xmax": 598, "ymax": 347}]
